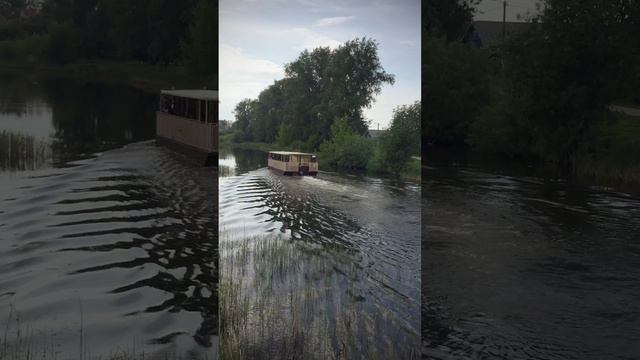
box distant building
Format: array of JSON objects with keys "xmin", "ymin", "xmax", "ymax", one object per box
[
  {"xmin": 219, "ymin": 119, "xmax": 232, "ymax": 133},
  {"xmin": 368, "ymin": 129, "xmax": 386, "ymax": 139},
  {"xmin": 464, "ymin": 21, "xmax": 532, "ymax": 48}
]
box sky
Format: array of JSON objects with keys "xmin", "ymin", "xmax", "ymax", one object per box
[
  {"xmin": 219, "ymin": 0, "xmax": 421, "ymax": 130},
  {"xmin": 475, "ymin": 0, "xmax": 540, "ymax": 22}
]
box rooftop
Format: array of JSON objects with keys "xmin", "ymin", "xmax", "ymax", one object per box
[{"xmin": 160, "ymin": 89, "xmax": 219, "ymax": 101}]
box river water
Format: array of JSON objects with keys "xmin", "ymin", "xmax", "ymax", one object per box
[
  {"xmin": 219, "ymin": 148, "xmax": 421, "ymax": 359},
  {"xmin": 0, "ymin": 75, "xmax": 217, "ymax": 359},
  {"xmin": 422, "ymin": 153, "xmax": 640, "ymax": 359}
]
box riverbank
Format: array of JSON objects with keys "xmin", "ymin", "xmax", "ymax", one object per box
[
  {"xmin": 220, "ymin": 137, "xmax": 421, "ymax": 182},
  {"xmin": 0, "ymin": 60, "xmax": 216, "ymax": 92}
]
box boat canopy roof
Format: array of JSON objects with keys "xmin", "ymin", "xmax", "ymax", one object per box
[
  {"xmin": 160, "ymin": 89, "xmax": 219, "ymax": 101},
  {"xmin": 269, "ymin": 151, "xmax": 316, "ymax": 156}
]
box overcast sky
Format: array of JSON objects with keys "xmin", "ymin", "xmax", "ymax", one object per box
[
  {"xmin": 475, "ymin": 0, "xmax": 540, "ymax": 22},
  {"xmin": 219, "ymin": 0, "xmax": 420, "ymax": 129}
]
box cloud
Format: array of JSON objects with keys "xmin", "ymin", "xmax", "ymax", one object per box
[
  {"xmin": 399, "ymin": 40, "xmax": 417, "ymax": 46},
  {"xmin": 219, "ymin": 43, "xmax": 285, "ymax": 121},
  {"xmin": 288, "ymin": 27, "xmax": 342, "ymax": 50},
  {"xmin": 220, "ymin": 43, "xmax": 283, "ymax": 75},
  {"xmin": 312, "ymin": 15, "xmax": 356, "ymax": 27}
]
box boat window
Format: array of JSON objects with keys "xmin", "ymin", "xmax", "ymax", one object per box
[
  {"xmin": 310, "ymin": 155, "xmax": 317, "ymax": 163},
  {"xmin": 206, "ymin": 101, "xmax": 216, "ymax": 123},
  {"xmin": 284, "ymin": 155, "xmax": 289, "ymax": 162},
  {"xmin": 199, "ymin": 100, "xmax": 206, "ymax": 122}
]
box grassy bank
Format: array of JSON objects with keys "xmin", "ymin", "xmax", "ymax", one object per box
[
  {"xmin": 576, "ymin": 113, "xmax": 640, "ymax": 185},
  {"xmin": 0, "ymin": 60, "xmax": 216, "ymax": 93}
]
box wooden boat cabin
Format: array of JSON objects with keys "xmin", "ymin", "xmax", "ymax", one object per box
[
  {"xmin": 268, "ymin": 151, "xmax": 318, "ymax": 176},
  {"xmin": 156, "ymin": 89, "xmax": 218, "ymax": 166}
]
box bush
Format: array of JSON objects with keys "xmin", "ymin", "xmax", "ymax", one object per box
[
  {"xmin": 47, "ymin": 22, "xmax": 80, "ymax": 64},
  {"xmin": 319, "ymin": 117, "xmax": 373, "ymax": 170},
  {"xmin": 0, "ymin": 35, "xmax": 48, "ymax": 64},
  {"xmin": 367, "ymin": 102, "xmax": 421, "ymax": 174}
]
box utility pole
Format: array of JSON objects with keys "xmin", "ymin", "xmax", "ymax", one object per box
[{"xmin": 502, "ymin": 0, "xmax": 507, "ymax": 44}]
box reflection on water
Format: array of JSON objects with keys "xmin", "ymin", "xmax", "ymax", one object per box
[
  {"xmin": 0, "ymin": 142, "xmax": 217, "ymax": 358},
  {"xmin": 0, "ymin": 73, "xmax": 157, "ymax": 169},
  {"xmin": 422, "ymin": 158, "xmax": 640, "ymax": 360},
  {"xmin": 0, "ymin": 76, "xmax": 217, "ymax": 359},
  {"xmin": 219, "ymin": 148, "xmax": 421, "ymax": 359}
]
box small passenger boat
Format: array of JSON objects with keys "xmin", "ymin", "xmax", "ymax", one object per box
[
  {"xmin": 268, "ymin": 151, "xmax": 318, "ymax": 176},
  {"xmin": 156, "ymin": 89, "xmax": 218, "ymax": 166}
]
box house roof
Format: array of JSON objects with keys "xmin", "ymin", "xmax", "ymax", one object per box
[
  {"xmin": 160, "ymin": 89, "xmax": 219, "ymax": 101},
  {"xmin": 473, "ymin": 21, "xmax": 532, "ymax": 47}
]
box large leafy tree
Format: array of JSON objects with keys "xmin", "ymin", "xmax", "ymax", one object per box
[
  {"xmin": 424, "ymin": 0, "xmax": 480, "ymax": 41},
  {"xmin": 492, "ymin": 0, "xmax": 640, "ymax": 166},
  {"xmin": 183, "ymin": 0, "xmax": 217, "ymax": 77},
  {"xmin": 233, "ymin": 37, "xmax": 394, "ymax": 149}
]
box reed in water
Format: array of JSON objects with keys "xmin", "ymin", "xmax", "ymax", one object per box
[{"xmin": 0, "ymin": 130, "xmax": 49, "ymax": 171}]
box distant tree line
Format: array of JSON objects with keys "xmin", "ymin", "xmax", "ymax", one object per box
[
  {"xmin": 424, "ymin": 0, "xmax": 640, "ymax": 172},
  {"xmin": 0, "ymin": 0, "xmax": 217, "ymax": 77}
]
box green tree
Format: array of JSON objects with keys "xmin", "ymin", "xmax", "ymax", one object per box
[
  {"xmin": 369, "ymin": 102, "xmax": 421, "ymax": 174},
  {"xmin": 232, "ymin": 38, "xmax": 394, "ymax": 149},
  {"xmin": 423, "ymin": 36, "xmax": 492, "ymax": 147},
  {"xmin": 183, "ymin": 0, "xmax": 217, "ymax": 77},
  {"xmin": 47, "ymin": 21, "xmax": 80, "ymax": 64},
  {"xmin": 232, "ymin": 99, "xmax": 255, "ymax": 143},
  {"xmin": 319, "ymin": 117, "xmax": 373, "ymax": 170},
  {"xmin": 471, "ymin": 0, "xmax": 640, "ymax": 167},
  {"xmin": 424, "ymin": 0, "xmax": 479, "ymax": 41}
]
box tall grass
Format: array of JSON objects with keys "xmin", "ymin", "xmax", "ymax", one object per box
[
  {"xmin": 0, "ymin": 130, "xmax": 49, "ymax": 171},
  {"xmin": 220, "ymin": 232, "xmax": 419, "ymax": 360}
]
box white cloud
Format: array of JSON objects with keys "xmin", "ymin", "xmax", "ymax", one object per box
[
  {"xmin": 219, "ymin": 43, "xmax": 285, "ymax": 121},
  {"xmin": 220, "ymin": 43, "xmax": 283, "ymax": 75},
  {"xmin": 287, "ymin": 27, "xmax": 342, "ymax": 50},
  {"xmin": 312, "ymin": 16, "xmax": 356, "ymax": 27},
  {"xmin": 399, "ymin": 40, "xmax": 417, "ymax": 46}
]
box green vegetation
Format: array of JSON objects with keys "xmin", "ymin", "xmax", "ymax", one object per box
[
  {"xmin": 0, "ymin": 0, "xmax": 217, "ymax": 89},
  {"xmin": 220, "ymin": 232, "xmax": 415, "ymax": 359},
  {"xmin": 0, "ymin": 130, "xmax": 49, "ymax": 171},
  {"xmin": 228, "ymin": 38, "xmax": 420, "ymax": 179},
  {"xmin": 424, "ymin": 0, "xmax": 640, "ymax": 184}
]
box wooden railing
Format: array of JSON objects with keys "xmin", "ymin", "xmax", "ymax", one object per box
[{"xmin": 156, "ymin": 112, "xmax": 217, "ymax": 152}]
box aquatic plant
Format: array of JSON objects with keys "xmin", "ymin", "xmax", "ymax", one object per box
[{"xmin": 0, "ymin": 130, "xmax": 49, "ymax": 171}]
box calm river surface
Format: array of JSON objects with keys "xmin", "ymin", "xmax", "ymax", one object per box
[
  {"xmin": 219, "ymin": 148, "xmax": 421, "ymax": 359},
  {"xmin": 0, "ymin": 74, "xmax": 217, "ymax": 359},
  {"xmin": 423, "ymin": 152, "xmax": 640, "ymax": 359}
]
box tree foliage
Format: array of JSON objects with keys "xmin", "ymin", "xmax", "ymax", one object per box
[
  {"xmin": 232, "ymin": 38, "xmax": 394, "ymax": 150},
  {"xmin": 470, "ymin": 0, "xmax": 640, "ymax": 167},
  {"xmin": 319, "ymin": 117, "xmax": 373, "ymax": 170},
  {"xmin": 183, "ymin": 0, "xmax": 218, "ymax": 76},
  {"xmin": 369, "ymin": 101, "xmax": 421, "ymax": 174},
  {"xmin": 423, "ymin": 36, "xmax": 492, "ymax": 147},
  {"xmin": 1, "ymin": 0, "xmax": 205, "ymax": 66},
  {"xmin": 424, "ymin": 0, "xmax": 480, "ymax": 41}
]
